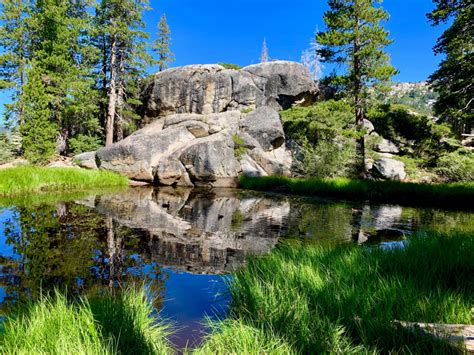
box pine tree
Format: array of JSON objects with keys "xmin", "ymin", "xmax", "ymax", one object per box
[
  {"xmin": 19, "ymin": 65, "xmax": 58, "ymax": 163},
  {"xmin": 428, "ymin": 0, "xmax": 473, "ymax": 136},
  {"xmin": 261, "ymin": 37, "xmax": 269, "ymax": 63},
  {"xmin": 0, "ymin": 0, "xmax": 31, "ymax": 125},
  {"xmin": 317, "ymin": 0, "xmax": 397, "ymax": 174},
  {"xmin": 23, "ymin": 0, "xmax": 100, "ymax": 156},
  {"xmin": 153, "ymin": 14, "xmax": 174, "ymax": 72},
  {"xmin": 94, "ymin": 0, "xmax": 151, "ymax": 146}
]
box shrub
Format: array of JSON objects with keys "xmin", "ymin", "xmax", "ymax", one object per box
[
  {"xmin": 68, "ymin": 134, "xmax": 102, "ymax": 155},
  {"xmin": 218, "ymin": 63, "xmax": 242, "ymax": 70},
  {"xmin": 0, "ymin": 132, "xmax": 14, "ymax": 164},
  {"xmin": 232, "ymin": 134, "xmax": 247, "ymax": 160},
  {"xmin": 281, "ymin": 100, "xmax": 357, "ymax": 178},
  {"xmin": 436, "ymin": 150, "xmax": 474, "ymax": 182}
]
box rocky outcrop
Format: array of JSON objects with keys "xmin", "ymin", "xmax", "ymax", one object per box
[
  {"xmin": 73, "ymin": 151, "xmax": 97, "ymax": 170},
  {"xmin": 142, "ymin": 61, "xmax": 318, "ymax": 121},
  {"xmin": 76, "ymin": 61, "xmax": 315, "ymax": 185}
]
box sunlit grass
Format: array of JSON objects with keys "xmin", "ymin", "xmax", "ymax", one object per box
[
  {"xmin": 0, "ymin": 286, "xmax": 172, "ymax": 355},
  {"xmin": 0, "ymin": 166, "xmax": 128, "ymax": 197},
  {"xmin": 224, "ymin": 231, "xmax": 473, "ymax": 353},
  {"xmin": 240, "ymin": 175, "xmax": 474, "ymax": 209}
]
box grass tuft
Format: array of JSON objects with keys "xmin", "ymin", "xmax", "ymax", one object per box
[
  {"xmin": 0, "ymin": 286, "xmax": 173, "ymax": 354},
  {"xmin": 239, "ymin": 175, "xmax": 474, "ymax": 210},
  {"xmin": 225, "ymin": 231, "xmax": 474, "ymax": 353},
  {"xmin": 0, "ymin": 166, "xmax": 128, "ymax": 197}
]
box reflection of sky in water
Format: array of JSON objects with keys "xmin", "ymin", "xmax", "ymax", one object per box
[{"xmin": 0, "ymin": 208, "xmax": 18, "ymax": 304}]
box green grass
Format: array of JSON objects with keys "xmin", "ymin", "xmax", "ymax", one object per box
[
  {"xmin": 0, "ymin": 166, "xmax": 128, "ymax": 197},
  {"xmin": 240, "ymin": 175, "xmax": 474, "ymax": 210},
  {"xmin": 223, "ymin": 231, "xmax": 473, "ymax": 353},
  {"xmin": 0, "ymin": 286, "xmax": 172, "ymax": 355}
]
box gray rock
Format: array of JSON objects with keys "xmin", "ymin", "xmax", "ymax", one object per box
[
  {"xmin": 143, "ymin": 61, "xmax": 317, "ymax": 120},
  {"xmin": 240, "ymin": 107, "xmax": 285, "ymax": 151},
  {"xmin": 363, "ymin": 119, "xmax": 375, "ymax": 134},
  {"xmin": 240, "ymin": 154, "xmax": 268, "ymax": 177},
  {"xmin": 96, "ymin": 123, "xmax": 195, "ymax": 181},
  {"xmin": 178, "ymin": 131, "xmax": 241, "ymax": 185},
  {"xmin": 74, "ymin": 151, "xmax": 97, "ymax": 170},
  {"xmin": 372, "ymin": 158, "xmax": 406, "ymax": 181},
  {"xmin": 154, "ymin": 158, "xmax": 194, "ymax": 187},
  {"xmin": 375, "ymin": 137, "xmax": 400, "ymax": 154}
]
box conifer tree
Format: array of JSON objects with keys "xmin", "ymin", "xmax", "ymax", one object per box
[
  {"xmin": 261, "ymin": 38, "xmax": 269, "ymax": 63},
  {"xmin": 23, "ymin": 0, "xmax": 100, "ymax": 156},
  {"xmin": 153, "ymin": 14, "xmax": 174, "ymax": 72},
  {"xmin": 0, "ymin": 0, "xmax": 31, "ymax": 125},
  {"xmin": 428, "ymin": 0, "xmax": 473, "ymax": 135},
  {"xmin": 94, "ymin": 0, "xmax": 151, "ymax": 146},
  {"xmin": 317, "ymin": 0, "xmax": 397, "ymax": 174}
]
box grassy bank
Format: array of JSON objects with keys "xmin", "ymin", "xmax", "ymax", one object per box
[
  {"xmin": 220, "ymin": 231, "xmax": 474, "ymax": 353},
  {"xmin": 240, "ymin": 175, "xmax": 474, "ymax": 209},
  {"xmin": 0, "ymin": 286, "xmax": 172, "ymax": 354},
  {"xmin": 0, "ymin": 166, "xmax": 128, "ymax": 197}
]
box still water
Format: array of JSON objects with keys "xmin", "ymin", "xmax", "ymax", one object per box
[{"xmin": 0, "ymin": 187, "xmax": 472, "ymax": 347}]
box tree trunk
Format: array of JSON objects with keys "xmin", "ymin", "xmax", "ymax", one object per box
[
  {"xmin": 105, "ymin": 36, "xmax": 118, "ymax": 146},
  {"xmin": 115, "ymin": 48, "xmax": 126, "ymax": 142},
  {"xmin": 353, "ymin": 12, "xmax": 366, "ymax": 175}
]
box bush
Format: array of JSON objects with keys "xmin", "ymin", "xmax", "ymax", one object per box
[
  {"xmin": 0, "ymin": 132, "xmax": 14, "ymax": 164},
  {"xmin": 282, "ymin": 100, "xmax": 357, "ymax": 178},
  {"xmin": 68, "ymin": 134, "xmax": 102, "ymax": 155},
  {"xmin": 436, "ymin": 150, "xmax": 474, "ymax": 182},
  {"xmin": 218, "ymin": 63, "xmax": 242, "ymax": 70}
]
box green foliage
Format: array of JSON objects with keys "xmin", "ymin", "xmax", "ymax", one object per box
[
  {"xmin": 282, "ymin": 100, "xmax": 357, "ymax": 178},
  {"xmin": 239, "ymin": 175, "xmax": 474, "ymax": 210},
  {"xmin": 367, "ymin": 104, "xmax": 456, "ymax": 159},
  {"xmin": 240, "ymin": 107, "xmax": 253, "ymax": 114},
  {"xmin": 0, "ymin": 166, "xmax": 128, "ymax": 197},
  {"xmin": 436, "ymin": 150, "xmax": 474, "ymax": 182},
  {"xmin": 232, "ymin": 134, "xmax": 247, "ymax": 160},
  {"xmin": 68, "ymin": 134, "xmax": 103, "ymax": 155},
  {"xmin": 195, "ymin": 319, "xmax": 293, "ymax": 354},
  {"xmin": 218, "ymin": 63, "xmax": 242, "ymax": 70},
  {"xmin": 0, "ymin": 286, "xmax": 172, "ymax": 354},
  {"xmin": 153, "ymin": 14, "xmax": 174, "ymax": 72},
  {"xmin": 0, "ymin": 131, "xmax": 16, "ymax": 163},
  {"xmin": 19, "ymin": 67, "xmax": 58, "ymax": 164},
  {"xmin": 317, "ymin": 0, "xmax": 398, "ymax": 172},
  {"xmin": 428, "ymin": 0, "xmax": 473, "ymax": 135},
  {"xmin": 227, "ymin": 231, "xmax": 473, "ymax": 353}
]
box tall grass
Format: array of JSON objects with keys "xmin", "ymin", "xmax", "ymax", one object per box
[
  {"xmin": 0, "ymin": 286, "xmax": 173, "ymax": 355},
  {"xmin": 240, "ymin": 175, "xmax": 474, "ymax": 209},
  {"xmin": 0, "ymin": 166, "xmax": 128, "ymax": 197},
  {"xmin": 225, "ymin": 231, "xmax": 474, "ymax": 353}
]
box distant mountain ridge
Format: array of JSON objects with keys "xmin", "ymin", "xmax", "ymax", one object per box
[{"xmin": 381, "ymin": 81, "xmax": 437, "ymax": 115}]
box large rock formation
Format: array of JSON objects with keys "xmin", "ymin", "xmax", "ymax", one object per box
[
  {"xmin": 80, "ymin": 61, "xmax": 316, "ymax": 186},
  {"xmin": 142, "ymin": 61, "xmax": 318, "ymax": 121}
]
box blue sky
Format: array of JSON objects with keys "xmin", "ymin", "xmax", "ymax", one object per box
[{"xmin": 0, "ymin": 0, "xmax": 446, "ymax": 122}]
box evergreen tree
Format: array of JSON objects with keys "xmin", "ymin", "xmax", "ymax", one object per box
[
  {"xmin": 261, "ymin": 37, "xmax": 269, "ymax": 63},
  {"xmin": 301, "ymin": 29, "xmax": 323, "ymax": 81},
  {"xmin": 23, "ymin": 0, "xmax": 100, "ymax": 155},
  {"xmin": 19, "ymin": 66, "xmax": 58, "ymax": 163},
  {"xmin": 317, "ymin": 0, "xmax": 397, "ymax": 173},
  {"xmin": 94, "ymin": 0, "xmax": 151, "ymax": 146},
  {"xmin": 153, "ymin": 14, "xmax": 174, "ymax": 72},
  {"xmin": 428, "ymin": 0, "xmax": 473, "ymax": 136},
  {"xmin": 0, "ymin": 0, "xmax": 31, "ymax": 125}
]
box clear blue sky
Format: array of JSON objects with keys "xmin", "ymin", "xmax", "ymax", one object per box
[{"xmin": 0, "ymin": 0, "xmax": 446, "ymax": 122}]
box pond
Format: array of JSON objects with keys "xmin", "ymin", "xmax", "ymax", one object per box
[{"xmin": 0, "ymin": 187, "xmax": 473, "ymax": 348}]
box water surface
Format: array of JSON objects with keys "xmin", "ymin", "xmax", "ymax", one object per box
[{"xmin": 0, "ymin": 187, "xmax": 472, "ymax": 348}]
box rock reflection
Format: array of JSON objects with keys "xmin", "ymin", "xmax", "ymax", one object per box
[{"xmin": 86, "ymin": 187, "xmax": 288, "ymax": 274}]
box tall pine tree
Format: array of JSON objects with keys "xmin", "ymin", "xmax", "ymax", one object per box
[
  {"xmin": 317, "ymin": 0, "xmax": 397, "ymax": 174},
  {"xmin": 428, "ymin": 0, "xmax": 473, "ymax": 136},
  {"xmin": 0, "ymin": 0, "xmax": 31, "ymax": 126},
  {"xmin": 153, "ymin": 14, "xmax": 174, "ymax": 72},
  {"xmin": 23, "ymin": 0, "xmax": 100, "ymax": 158},
  {"xmin": 94, "ymin": 0, "xmax": 151, "ymax": 146}
]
